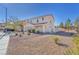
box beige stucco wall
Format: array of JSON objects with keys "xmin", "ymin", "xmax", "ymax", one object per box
[{"xmin": 24, "ymin": 15, "xmax": 55, "ymax": 33}]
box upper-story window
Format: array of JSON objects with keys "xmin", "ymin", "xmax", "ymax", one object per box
[
  {"xmin": 42, "ymin": 17, "xmax": 44, "ymax": 21},
  {"xmin": 37, "ymin": 18, "xmax": 39, "ymax": 23}
]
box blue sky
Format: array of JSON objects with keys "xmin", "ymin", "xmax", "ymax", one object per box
[{"xmin": 0, "ymin": 3, "xmax": 79, "ymax": 25}]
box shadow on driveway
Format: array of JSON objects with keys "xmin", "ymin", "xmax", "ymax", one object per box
[{"xmin": 34, "ymin": 31, "xmax": 76, "ymax": 37}]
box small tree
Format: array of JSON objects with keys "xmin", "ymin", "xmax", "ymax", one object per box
[
  {"xmin": 74, "ymin": 17, "xmax": 79, "ymax": 33},
  {"xmin": 6, "ymin": 16, "xmax": 19, "ymax": 31},
  {"xmin": 65, "ymin": 18, "xmax": 71, "ymax": 31},
  {"xmin": 59, "ymin": 22, "xmax": 64, "ymax": 28}
]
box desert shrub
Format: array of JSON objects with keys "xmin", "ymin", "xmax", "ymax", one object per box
[
  {"xmin": 28, "ymin": 30, "xmax": 31, "ymax": 33},
  {"xmin": 27, "ymin": 30, "xmax": 31, "ymax": 35},
  {"xmin": 15, "ymin": 33, "xmax": 18, "ymax": 36},
  {"xmin": 27, "ymin": 32, "xmax": 31, "ymax": 35},
  {"xmin": 54, "ymin": 37, "xmax": 60, "ymax": 44},
  {"xmin": 19, "ymin": 34, "xmax": 22, "ymax": 37}
]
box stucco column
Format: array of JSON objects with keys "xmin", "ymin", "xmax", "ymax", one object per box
[{"xmin": 42, "ymin": 25, "xmax": 45, "ymax": 33}]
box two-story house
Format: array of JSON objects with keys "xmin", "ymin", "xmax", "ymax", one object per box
[{"xmin": 26, "ymin": 14, "xmax": 55, "ymax": 33}]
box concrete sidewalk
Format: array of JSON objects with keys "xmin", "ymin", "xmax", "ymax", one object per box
[{"xmin": 0, "ymin": 32, "xmax": 10, "ymax": 55}]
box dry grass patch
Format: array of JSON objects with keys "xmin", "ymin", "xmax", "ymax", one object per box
[
  {"xmin": 64, "ymin": 36, "xmax": 79, "ymax": 55},
  {"xmin": 48, "ymin": 35, "xmax": 61, "ymax": 44}
]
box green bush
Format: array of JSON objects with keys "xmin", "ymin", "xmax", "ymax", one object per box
[
  {"xmin": 37, "ymin": 30, "xmax": 40, "ymax": 33},
  {"xmin": 32, "ymin": 29, "xmax": 35, "ymax": 33}
]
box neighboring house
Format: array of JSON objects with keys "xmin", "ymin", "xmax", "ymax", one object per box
[
  {"xmin": 25, "ymin": 14, "xmax": 55, "ymax": 33},
  {"xmin": 0, "ymin": 23, "xmax": 5, "ymax": 30},
  {"xmin": 19, "ymin": 20, "xmax": 33, "ymax": 32}
]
